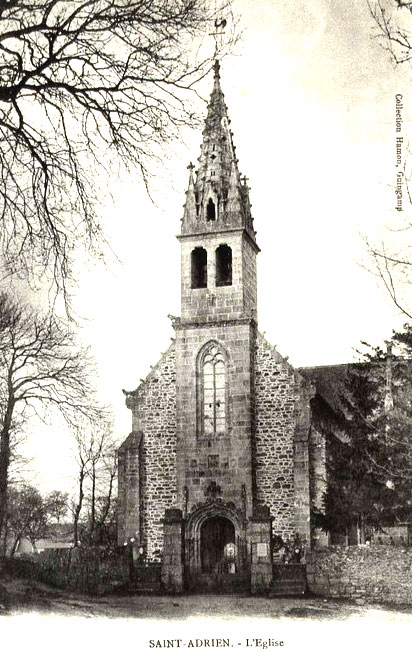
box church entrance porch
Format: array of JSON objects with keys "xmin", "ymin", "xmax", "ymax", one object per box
[
  {"xmin": 160, "ymin": 504, "xmax": 276, "ymax": 594},
  {"xmin": 185, "ymin": 504, "xmax": 250, "ymax": 594}
]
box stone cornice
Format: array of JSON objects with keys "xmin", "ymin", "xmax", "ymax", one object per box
[
  {"xmin": 177, "ymin": 227, "xmax": 260, "ymax": 253},
  {"xmin": 173, "ymin": 316, "xmax": 258, "ymax": 331}
]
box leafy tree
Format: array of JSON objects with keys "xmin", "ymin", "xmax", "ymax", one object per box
[
  {"xmin": 0, "ymin": 289, "xmax": 104, "ymax": 553},
  {"xmin": 322, "ymin": 357, "xmax": 387, "ymax": 541},
  {"xmin": 321, "ymin": 331, "xmax": 412, "ymax": 541},
  {"xmin": 370, "ymin": 328, "xmax": 412, "ymax": 520},
  {"xmin": 6, "ymin": 484, "xmax": 49, "ymax": 556},
  {"xmin": 0, "ymin": 0, "xmax": 236, "ymax": 305}
]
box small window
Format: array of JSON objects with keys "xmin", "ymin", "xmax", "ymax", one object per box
[
  {"xmin": 216, "ymin": 245, "xmax": 232, "ymax": 286},
  {"xmin": 191, "ymin": 247, "xmax": 207, "ymax": 288},
  {"xmin": 206, "ymin": 198, "xmax": 216, "ymax": 221}
]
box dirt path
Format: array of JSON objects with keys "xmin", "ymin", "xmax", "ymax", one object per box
[{"xmin": 3, "ymin": 577, "xmax": 412, "ymax": 622}]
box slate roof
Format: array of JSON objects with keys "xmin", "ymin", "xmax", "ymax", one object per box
[{"xmin": 298, "ymin": 363, "xmax": 350, "ymax": 413}]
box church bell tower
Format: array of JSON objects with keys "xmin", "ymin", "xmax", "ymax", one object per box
[
  {"xmin": 179, "ymin": 60, "xmax": 259, "ymax": 325},
  {"xmin": 167, "ymin": 61, "xmax": 268, "ymax": 591},
  {"xmin": 119, "ymin": 60, "xmax": 313, "ymax": 595}
]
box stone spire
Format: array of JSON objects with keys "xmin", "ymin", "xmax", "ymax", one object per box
[
  {"xmin": 181, "ymin": 61, "xmax": 256, "ymax": 242},
  {"xmin": 182, "ymin": 162, "xmax": 196, "ymax": 223}
]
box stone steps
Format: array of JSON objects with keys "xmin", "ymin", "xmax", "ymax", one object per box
[
  {"xmin": 268, "ymin": 564, "xmax": 307, "ymax": 597},
  {"xmin": 127, "ymin": 580, "xmax": 162, "ymax": 595},
  {"xmin": 268, "ymin": 580, "xmax": 306, "ymax": 597},
  {"xmin": 127, "ymin": 563, "xmax": 162, "ymax": 594}
]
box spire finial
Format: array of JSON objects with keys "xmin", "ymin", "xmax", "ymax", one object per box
[
  {"xmin": 186, "ymin": 161, "xmax": 195, "ymax": 185},
  {"xmin": 214, "ymin": 59, "xmax": 220, "ymax": 79}
]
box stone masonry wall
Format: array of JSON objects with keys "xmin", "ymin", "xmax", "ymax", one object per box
[
  {"xmin": 308, "ymin": 425, "xmax": 328, "ymax": 548},
  {"xmin": 117, "ymin": 432, "xmax": 142, "ymax": 546},
  {"xmin": 254, "ymin": 333, "xmax": 296, "ymax": 539},
  {"xmin": 309, "ymin": 426, "xmax": 326, "ymax": 514},
  {"xmin": 242, "ymin": 232, "xmax": 257, "ymax": 319},
  {"xmin": 131, "ymin": 343, "xmax": 177, "ymax": 561},
  {"xmin": 175, "ymin": 321, "xmax": 255, "ymax": 516},
  {"xmin": 179, "ymin": 231, "xmax": 258, "ymax": 323},
  {"xmin": 307, "ymin": 547, "xmax": 412, "ymax": 605}
]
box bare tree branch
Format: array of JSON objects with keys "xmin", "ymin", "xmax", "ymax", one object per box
[
  {"xmin": 0, "ymin": 0, "xmax": 238, "ymax": 309},
  {"xmin": 365, "ymin": 2, "xmax": 412, "ymax": 315},
  {"xmin": 0, "ymin": 288, "xmax": 106, "ymax": 550}
]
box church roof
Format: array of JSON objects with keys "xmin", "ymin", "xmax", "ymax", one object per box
[
  {"xmin": 181, "ymin": 61, "xmax": 256, "ymax": 244},
  {"xmin": 299, "ymin": 364, "xmax": 350, "ymax": 413}
]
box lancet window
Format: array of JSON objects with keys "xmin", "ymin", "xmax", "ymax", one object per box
[
  {"xmin": 191, "ymin": 247, "xmax": 207, "ymax": 288},
  {"xmin": 198, "ymin": 343, "xmax": 228, "ymax": 437},
  {"xmin": 216, "ymin": 244, "xmax": 232, "ymax": 286}
]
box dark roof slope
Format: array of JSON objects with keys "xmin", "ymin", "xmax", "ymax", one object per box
[{"xmin": 298, "ymin": 364, "xmax": 350, "ymax": 413}]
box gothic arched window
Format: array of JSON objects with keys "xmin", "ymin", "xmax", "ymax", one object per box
[
  {"xmin": 191, "ymin": 247, "xmax": 207, "ymax": 288},
  {"xmin": 199, "ymin": 343, "xmax": 228, "ymax": 437}
]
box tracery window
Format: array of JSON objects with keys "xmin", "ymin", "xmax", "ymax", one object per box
[{"xmin": 201, "ymin": 344, "xmax": 227, "ymax": 436}]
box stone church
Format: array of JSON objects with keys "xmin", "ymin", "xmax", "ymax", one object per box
[{"xmin": 117, "ymin": 61, "xmax": 326, "ymax": 593}]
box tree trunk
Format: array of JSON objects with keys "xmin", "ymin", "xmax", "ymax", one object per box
[
  {"xmin": 100, "ymin": 472, "xmax": 114, "ymax": 528},
  {"xmin": 359, "ymin": 512, "xmax": 366, "ymax": 544},
  {"xmin": 0, "ymin": 521, "xmax": 7, "ymax": 556},
  {"xmin": 0, "ymin": 393, "xmax": 15, "ymax": 554},
  {"xmin": 97, "ymin": 469, "xmax": 115, "ymax": 544},
  {"xmin": 73, "ymin": 467, "xmax": 85, "ymax": 547},
  {"xmin": 10, "ymin": 534, "xmax": 21, "ymax": 557},
  {"xmin": 89, "ymin": 461, "xmax": 96, "ymax": 541}
]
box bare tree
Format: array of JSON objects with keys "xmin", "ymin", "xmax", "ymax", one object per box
[
  {"xmin": 71, "ymin": 428, "xmax": 89, "ymax": 547},
  {"xmin": 369, "ymin": 1, "xmax": 412, "ymax": 66},
  {"xmin": 0, "ymin": 289, "xmax": 104, "ymax": 552},
  {"xmin": 95, "ymin": 444, "xmax": 117, "ymax": 543},
  {"xmin": 365, "ymin": 238, "xmax": 412, "ymax": 319},
  {"xmin": 46, "ymin": 489, "xmax": 69, "ymax": 524},
  {"xmin": 366, "ymin": 1, "xmax": 412, "ymax": 315},
  {"xmin": 0, "ymin": 407, "xmax": 30, "ymax": 554},
  {"xmin": 0, "ymin": 0, "xmax": 237, "ymax": 306},
  {"xmin": 71, "ymin": 420, "xmax": 116, "ymax": 546}
]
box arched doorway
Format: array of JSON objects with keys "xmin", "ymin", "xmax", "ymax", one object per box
[
  {"xmin": 201, "ymin": 516, "xmax": 235, "ymax": 574},
  {"xmin": 185, "ymin": 503, "xmax": 249, "ymax": 593}
]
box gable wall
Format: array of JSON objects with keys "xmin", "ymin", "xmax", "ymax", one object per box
[
  {"xmin": 254, "ymin": 334, "xmax": 296, "ymax": 539},
  {"xmin": 130, "ymin": 344, "xmax": 177, "ymax": 560}
]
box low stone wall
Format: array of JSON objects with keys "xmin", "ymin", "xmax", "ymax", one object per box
[
  {"xmin": 3, "ymin": 548, "xmax": 129, "ymax": 595},
  {"xmin": 306, "ymin": 546, "xmax": 412, "ymax": 605}
]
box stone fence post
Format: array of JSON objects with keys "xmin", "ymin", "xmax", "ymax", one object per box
[
  {"xmin": 249, "ymin": 505, "xmax": 273, "ymax": 593},
  {"xmin": 161, "ymin": 508, "xmax": 184, "ymax": 593}
]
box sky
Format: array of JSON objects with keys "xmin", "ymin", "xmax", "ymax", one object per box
[{"xmin": 22, "ymin": 0, "xmax": 412, "ymax": 493}]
